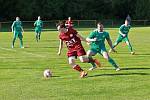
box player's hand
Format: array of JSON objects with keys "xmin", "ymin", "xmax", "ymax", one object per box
[
  {"xmin": 86, "ymin": 42, "xmax": 91, "ymax": 45},
  {"xmin": 122, "ymin": 34, "xmax": 126, "ymax": 37},
  {"xmin": 93, "ymin": 38, "xmax": 97, "ymax": 41}
]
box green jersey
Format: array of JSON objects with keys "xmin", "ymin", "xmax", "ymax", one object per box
[
  {"xmin": 119, "ymin": 24, "xmax": 131, "ymax": 35},
  {"xmin": 34, "ymin": 20, "xmax": 43, "ymax": 29},
  {"xmin": 88, "ymin": 29, "xmax": 110, "ymax": 50},
  {"xmin": 12, "ymin": 21, "xmax": 22, "ymax": 32}
]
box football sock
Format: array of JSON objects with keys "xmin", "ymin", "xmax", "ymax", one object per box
[
  {"xmin": 127, "ymin": 42, "xmax": 133, "ymax": 52},
  {"xmin": 88, "ymin": 57, "xmax": 96, "ymax": 67},
  {"xmin": 108, "ymin": 57, "xmax": 118, "ymax": 68},
  {"xmin": 20, "ymin": 39, "xmax": 23, "ymax": 47},
  {"xmin": 73, "ymin": 65, "xmax": 83, "ymax": 72},
  {"xmin": 12, "ymin": 37, "xmax": 16, "ymax": 46}
]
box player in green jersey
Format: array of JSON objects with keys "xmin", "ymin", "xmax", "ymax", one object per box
[
  {"xmin": 109, "ymin": 19, "xmax": 135, "ymax": 55},
  {"xmin": 34, "ymin": 16, "xmax": 43, "ymax": 42},
  {"xmin": 11, "ymin": 17, "xmax": 24, "ymax": 48},
  {"xmin": 86, "ymin": 22, "xmax": 120, "ymax": 71}
]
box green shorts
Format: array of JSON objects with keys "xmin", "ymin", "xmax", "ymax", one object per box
[
  {"xmin": 116, "ymin": 35, "xmax": 129, "ymax": 43},
  {"xmin": 90, "ymin": 46, "xmax": 107, "ymax": 55},
  {"xmin": 14, "ymin": 31, "xmax": 23, "ymax": 39},
  {"xmin": 35, "ymin": 28, "xmax": 42, "ymax": 34}
]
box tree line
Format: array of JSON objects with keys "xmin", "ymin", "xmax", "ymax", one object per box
[{"xmin": 0, "ymin": 0, "xmax": 150, "ymax": 21}]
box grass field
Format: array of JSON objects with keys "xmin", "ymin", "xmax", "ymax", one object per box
[{"xmin": 0, "ymin": 27, "xmax": 150, "ymax": 100}]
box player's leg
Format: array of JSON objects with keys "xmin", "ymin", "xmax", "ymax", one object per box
[
  {"xmin": 124, "ymin": 37, "xmax": 134, "ymax": 55},
  {"xmin": 35, "ymin": 29, "xmax": 39, "ymax": 42},
  {"xmin": 12, "ymin": 32, "xmax": 17, "ymax": 48},
  {"xmin": 38, "ymin": 30, "xmax": 41, "ymax": 40},
  {"xmin": 18, "ymin": 33, "xmax": 24, "ymax": 48},
  {"xmin": 86, "ymin": 50, "xmax": 99, "ymax": 70},
  {"xmin": 101, "ymin": 51, "xmax": 120, "ymax": 71},
  {"xmin": 77, "ymin": 48, "xmax": 101, "ymax": 68},
  {"xmin": 67, "ymin": 51, "xmax": 87, "ymax": 78},
  {"xmin": 109, "ymin": 35, "xmax": 122, "ymax": 52},
  {"xmin": 68, "ymin": 56, "xmax": 87, "ymax": 78}
]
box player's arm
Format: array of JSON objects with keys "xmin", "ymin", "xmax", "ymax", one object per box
[
  {"xmin": 57, "ymin": 39, "xmax": 63, "ymax": 56},
  {"xmin": 106, "ymin": 36, "xmax": 116, "ymax": 52},
  {"xmin": 86, "ymin": 31, "xmax": 97, "ymax": 42},
  {"xmin": 119, "ymin": 25, "xmax": 126, "ymax": 37},
  {"xmin": 21, "ymin": 22, "xmax": 24, "ymax": 33},
  {"xmin": 34, "ymin": 21, "xmax": 36, "ymax": 26},
  {"xmin": 11, "ymin": 22, "xmax": 15, "ymax": 32},
  {"xmin": 86, "ymin": 37, "xmax": 97, "ymax": 42},
  {"xmin": 76, "ymin": 33, "xmax": 87, "ymax": 42}
]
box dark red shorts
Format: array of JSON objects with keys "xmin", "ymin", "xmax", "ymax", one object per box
[{"xmin": 67, "ymin": 48, "xmax": 86, "ymax": 57}]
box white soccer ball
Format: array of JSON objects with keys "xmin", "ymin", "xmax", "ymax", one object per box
[{"xmin": 43, "ymin": 69, "xmax": 52, "ymax": 78}]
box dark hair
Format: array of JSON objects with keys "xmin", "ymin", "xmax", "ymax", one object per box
[
  {"xmin": 97, "ymin": 22, "xmax": 103, "ymax": 25},
  {"xmin": 56, "ymin": 21, "xmax": 66, "ymax": 28}
]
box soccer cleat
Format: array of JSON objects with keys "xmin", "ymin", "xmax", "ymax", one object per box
[
  {"xmin": 116, "ymin": 68, "xmax": 120, "ymax": 71},
  {"xmin": 21, "ymin": 46, "xmax": 24, "ymax": 48},
  {"xmin": 80, "ymin": 71, "xmax": 88, "ymax": 78},
  {"xmin": 94, "ymin": 59, "xmax": 101, "ymax": 67},
  {"xmin": 131, "ymin": 52, "xmax": 135, "ymax": 55},
  {"xmin": 89, "ymin": 66, "xmax": 96, "ymax": 71}
]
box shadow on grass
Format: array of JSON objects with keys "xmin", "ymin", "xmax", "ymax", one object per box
[
  {"xmin": 88, "ymin": 72, "xmax": 150, "ymax": 78},
  {"xmin": 121, "ymin": 67, "xmax": 150, "ymax": 70}
]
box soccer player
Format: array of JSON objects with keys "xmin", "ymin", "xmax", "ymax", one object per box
[
  {"xmin": 109, "ymin": 19, "xmax": 135, "ymax": 55},
  {"xmin": 65, "ymin": 17, "xmax": 73, "ymax": 28},
  {"xmin": 11, "ymin": 17, "xmax": 24, "ymax": 48},
  {"xmin": 86, "ymin": 22, "xmax": 120, "ymax": 71},
  {"xmin": 57, "ymin": 21, "xmax": 100, "ymax": 78},
  {"xmin": 34, "ymin": 16, "xmax": 43, "ymax": 42}
]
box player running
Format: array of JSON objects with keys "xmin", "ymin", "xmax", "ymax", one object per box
[
  {"xmin": 34, "ymin": 16, "xmax": 43, "ymax": 42},
  {"xmin": 86, "ymin": 22, "xmax": 120, "ymax": 71},
  {"xmin": 65, "ymin": 17, "xmax": 73, "ymax": 28},
  {"xmin": 57, "ymin": 21, "xmax": 100, "ymax": 78},
  {"xmin": 11, "ymin": 17, "xmax": 24, "ymax": 48},
  {"xmin": 109, "ymin": 19, "xmax": 135, "ymax": 55}
]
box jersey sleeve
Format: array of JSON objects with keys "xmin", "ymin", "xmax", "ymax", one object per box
[
  {"xmin": 11, "ymin": 21, "xmax": 15, "ymax": 29},
  {"xmin": 119, "ymin": 25, "xmax": 124, "ymax": 32},
  {"xmin": 88, "ymin": 31, "xmax": 95, "ymax": 39},
  {"xmin": 70, "ymin": 28, "xmax": 77, "ymax": 35},
  {"xmin": 105, "ymin": 32, "xmax": 110, "ymax": 39}
]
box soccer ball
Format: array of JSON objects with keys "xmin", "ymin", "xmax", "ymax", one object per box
[{"xmin": 43, "ymin": 69, "xmax": 52, "ymax": 78}]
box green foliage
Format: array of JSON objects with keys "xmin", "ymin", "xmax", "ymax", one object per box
[{"xmin": 0, "ymin": 0, "xmax": 150, "ymax": 20}]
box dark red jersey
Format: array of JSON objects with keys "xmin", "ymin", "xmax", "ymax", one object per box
[{"xmin": 59, "ymin": 28, "xmax": 83, "ymax": 51}]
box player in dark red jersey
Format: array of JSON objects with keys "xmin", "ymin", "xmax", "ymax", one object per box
[
  {"xmin": 57, "ymin": 21, "xmax": 100, "ymax": 78},
  {"xmin": 65, "ymin": 17, "xmax": 73, "ymax": 28}
]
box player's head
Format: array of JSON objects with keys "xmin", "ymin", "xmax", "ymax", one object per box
[
  {"xmin": 97, "ymin": 22, "xmax": 104, "ymax": 32},
  {"xmin": 38, "ymin": 16, "xmax": 41, "ymax": 20},
  {"xmin": 125, "ymin": 19, "xmax": 129, "ymax": 26},
  {"xmin": 16, "ymin": 17, "xmax": 20, "ymax": 21},
  {"xmin": 68, "ymin": 17, "xmax": 71, "ymax": 21},
  {"xmin": 56, "ymin": 21, "xmax": 67, "ymax": 33}
]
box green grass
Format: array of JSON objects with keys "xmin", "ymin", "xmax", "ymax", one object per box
[{"xmin": 0, "ymin": 27, "xmax": 150, "ymax": 100}]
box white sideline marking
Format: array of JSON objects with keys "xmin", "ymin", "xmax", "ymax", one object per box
[{"xmin": 0, "ymin": 47, "xmax": 45, "ymax": 57}]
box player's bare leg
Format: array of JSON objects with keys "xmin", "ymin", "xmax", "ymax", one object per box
[
  {"xmin": 86, "ymin": 50, "xmax": 101, "ymax": 70},
  {"xmin": 68, "ymin": 56, "xmax": 87, "ymax": 78}
]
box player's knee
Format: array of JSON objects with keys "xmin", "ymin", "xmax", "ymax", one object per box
[{"xmin": 68, "ymin": 56, "xmax": 75, "ymax": 65}]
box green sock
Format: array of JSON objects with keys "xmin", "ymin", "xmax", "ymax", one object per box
[
  {"xmin": 88, "ymin": 56, "xmax": 96, "ymax": 67},
  {"xmin": 20, "ymin": 39, "xmax": 23, "ymax": 47},
  {"xmin": 108, "ymin": 57, "xmax": 118, "ymax": 68},
  {"xmin": 127, "ymin": 42, "xmax": 133, "ymax": 52},
  {"xmin": 12, "ymin": 37, "xmax": 16, "ymax": 46}
]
